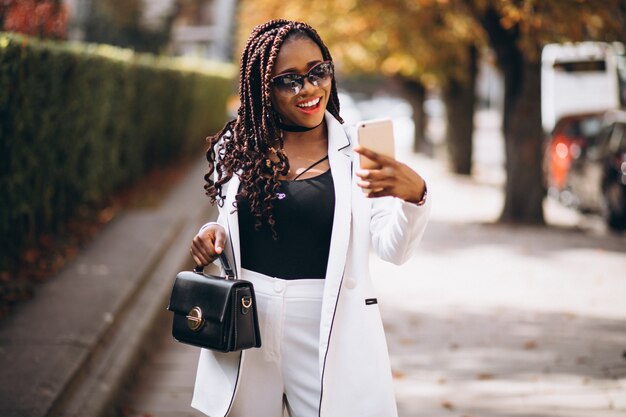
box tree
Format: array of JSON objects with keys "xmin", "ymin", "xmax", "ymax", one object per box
[
  {"xmin": 461, "ymin": 0, "xmax": 625, "ymax": 224},
  {"xmin": 1, "ymin": 0, "xmax": 68, "ymax": 40}
]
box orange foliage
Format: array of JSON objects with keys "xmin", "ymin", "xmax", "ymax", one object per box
[{"xmin": 2, "ymin": 0, "xmax": 68, "ymax": 40}]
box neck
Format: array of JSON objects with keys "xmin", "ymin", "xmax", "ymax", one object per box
[
  {"xmin": 277, "ymin": 119, "xmax": 323, "ymax": 132},
  {"xmin": 282, "ymin": 118, "xmax": 328, "ymax": 148}
]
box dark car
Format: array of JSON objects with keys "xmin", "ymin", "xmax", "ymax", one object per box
[
  {"xmin": 593, "ymin": 110, "xmax": 626, "ymax": 230},
  {"xmin": 546, "ymin": 111, "xmax": 626, "ymax": 231}
]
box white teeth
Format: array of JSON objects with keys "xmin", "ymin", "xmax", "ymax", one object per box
[{"xmin": 297, "ymin": 97, "xmax": 320, "ymax": 108}]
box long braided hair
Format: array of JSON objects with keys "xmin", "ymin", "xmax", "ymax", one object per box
[{"xmin": 204, "ymin": 19, "xmax": 343, "ymax": 237}]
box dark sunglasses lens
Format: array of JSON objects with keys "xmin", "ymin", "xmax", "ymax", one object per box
[
  {"xmin": 308, "ymin": 62, "xmax": 333, "ymax": 87},
  {"xmin": 311, "ymin": 62, "xmax": 333, "ymax": 78},
  {"xmin": 272, "ymin": 62, "xmax": 333, "ymax": 95},
  {"xmin": 274, "ymin": 74, "xmax": 304, "ymax": 94}
]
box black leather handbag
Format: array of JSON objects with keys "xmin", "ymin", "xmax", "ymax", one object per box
[{"xmin": 167, "ymin": 254, "xmax": 261, "ymax": 352}]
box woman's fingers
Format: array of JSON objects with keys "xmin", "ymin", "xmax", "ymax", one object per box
[
  {"xmin": 190, "ymin": 224, "xmax": 227, "ymax": 266},
  {"xmin": 191, "ymin": 252, "xmax": 205, "ymax": 268},
  {"xmin": 354, "ymin": 153, "xmax": 426, "ymax": 203},
  {"xmin": 191, "ymin": 239, "xmax": 211, "ymax": 265},
  {"xmin": 356, "ymin": 165, "xmax": 394, "ymax": 193},
  {"xmin": 214, "ymin": 227, "xmax": 226, "ymax": 255},
  {"xmin": 356, "ymin": 167, "xmax": 393, "ymax": 181},
  {"xmin": 364, "ymin": 187, "xmax": 392, "ymax": 198},
  {"xmin": 354, "ymin": 146, "xmax": 396, "ymax": 167},
  {"xmin": 357, "ymin": 177, "xmax": 392, "ymax": 191}
]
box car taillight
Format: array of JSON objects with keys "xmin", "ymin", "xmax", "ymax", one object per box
[
  {"xmin": 555, "ymin": 142, "xmax": 569, "ymax": 159},
  {"xmin": 552, "ymin": 133, "xmax": 573, "ymax": 159}
]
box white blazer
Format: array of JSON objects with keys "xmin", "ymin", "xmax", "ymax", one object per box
[{"xmin": 191, "ymin": 112, "xmax": 431, "ymax": 417}]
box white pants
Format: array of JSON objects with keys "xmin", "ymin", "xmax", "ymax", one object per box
[{"xmin": 228, "ymin": 269, "xmax": 325, "ymax": 417}]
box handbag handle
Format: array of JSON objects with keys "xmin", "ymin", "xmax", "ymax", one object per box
[{"xmin": 194, "ymin": 253, "xmax": 235, "ymax": 280}]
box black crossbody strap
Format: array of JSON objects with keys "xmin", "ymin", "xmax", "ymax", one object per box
[{"xmin": 292, "ymin": 155, "xmax": 329, "ymax": 180}]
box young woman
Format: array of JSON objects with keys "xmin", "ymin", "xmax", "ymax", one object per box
[{"xmin": 189, "ymin": 19, "xmax": 430, "ymax": 417}]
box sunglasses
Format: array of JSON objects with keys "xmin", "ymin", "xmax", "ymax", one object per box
[{"xmin": 270, "ymin": 61, "xmax": 334, "ymax": 96}]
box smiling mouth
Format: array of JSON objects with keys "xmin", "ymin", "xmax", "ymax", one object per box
[{"xmin": 296, "ymin": 97, "xmax": 321, "ymax": 110}]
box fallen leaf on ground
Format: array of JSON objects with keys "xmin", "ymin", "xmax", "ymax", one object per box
[
  {"xmin": 524, "ymin": 340, "xmax": 537, "ymax": 350},
  {"xmin": 441, "ymin": 400, "xmax": 454, "ymax": 410},
  {"xmin": 576, "ymin": 356, "xmax": 590, "ymax": 365}
]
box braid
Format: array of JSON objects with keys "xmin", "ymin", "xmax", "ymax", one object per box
[{"xmin": 204, "ymin": 20, "xmax": 343, "ymax": 238}]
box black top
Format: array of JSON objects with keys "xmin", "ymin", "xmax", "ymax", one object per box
[{"xmin": 237, "ymin": 169, "xmax": 335, "ymax": 279}]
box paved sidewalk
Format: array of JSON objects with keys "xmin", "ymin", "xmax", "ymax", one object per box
[
  {"xmin": 379, "ymin": 169, "xmax": 626, "ymax": 416},
  {"xmin": 0, "ymin": 157, "xmax": 214, "ymax": 417},
  {"xmin": 120, "ymin": 111, "xmax": 626, "ymax": 416}
]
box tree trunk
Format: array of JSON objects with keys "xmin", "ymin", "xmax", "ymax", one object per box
[
  {"xmin": 442, "ymin": 46, "xmax": 477, "ymax": 175},
  {"xmin": 481, "ymin": 8, "xmax": 545, "ymax": 225},
  {"xmin": 394, "ymin": 76, "xmax": 428, "ymax": 154},
  {"xmin": 500, "ymin": 59, "xmax": 545, "ymax": 223}
]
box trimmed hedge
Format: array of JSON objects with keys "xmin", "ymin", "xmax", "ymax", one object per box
[{"xmin": 0, "ymin": 33, "xmax": 236, "ymax": 268}]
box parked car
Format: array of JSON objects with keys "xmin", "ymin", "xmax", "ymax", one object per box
[
  {"xmin": 594, "ymin": 110, "xmax": 626, "ymax": 230},
  {"xmin": 545, "ymin": 113, "xmax": 604, "ymax": 205},
  {"xmin": 545, "ymin": 111, "xmax": 626, "ymax": 231}
]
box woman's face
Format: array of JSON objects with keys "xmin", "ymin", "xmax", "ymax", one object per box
[{"xmin": 269, "ymin": 36, "xmax": 331, "ymax": 129}]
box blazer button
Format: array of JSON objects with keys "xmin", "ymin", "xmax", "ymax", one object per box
[
  {"xmin": 274, "ymin": 281, "xmax": 285, "ymax": 293},
  {"xmin": 344, "ymin": 277, "xmax": 357, "ymax": 289}
]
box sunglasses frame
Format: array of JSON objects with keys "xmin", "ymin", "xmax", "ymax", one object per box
[{"xmin": 270, "ymin": 61, "xmax": 334, "ymax": 96}]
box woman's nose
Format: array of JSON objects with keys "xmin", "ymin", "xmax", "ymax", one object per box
[{"xmin": 299, "ymin": 77, "xmax": 317, "ymax": 94}]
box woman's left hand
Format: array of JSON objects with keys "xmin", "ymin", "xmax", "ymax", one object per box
[{"xmin": 354, "ymin": 146, "xmax": 426, "ymax": 205}]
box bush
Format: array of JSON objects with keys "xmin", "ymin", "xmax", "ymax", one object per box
[{"xmin": 0, "ymin": 33, "xmax": 236, "ymax": 268}]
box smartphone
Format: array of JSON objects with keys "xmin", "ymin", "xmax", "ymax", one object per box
[{"xmin": 357, "ymin": 118, "xmax": 395, "ymax": 169}]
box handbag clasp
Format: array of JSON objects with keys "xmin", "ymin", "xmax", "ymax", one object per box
[
  {"xmin": 186, "ymin": 306, "xmax": 204, "ymax": 331},
  {"xmin": 241, "ymin": 296, "xmax": 252, "ymax": 314}
]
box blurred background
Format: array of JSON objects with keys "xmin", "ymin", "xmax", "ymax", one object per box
[{"xmin": 1, "ymin": 1, "xmax": 626, "ymax": 417}]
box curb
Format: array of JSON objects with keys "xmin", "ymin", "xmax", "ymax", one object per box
[{"xmin": 0, "ymin": 158, "xmax": 214, "ymax": 417}]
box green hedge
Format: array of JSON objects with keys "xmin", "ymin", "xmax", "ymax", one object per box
[{"xmin": 0, "ymin": 33, "xmax": 236, "ymax": 267}]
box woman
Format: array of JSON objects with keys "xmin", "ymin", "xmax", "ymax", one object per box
[{"xmin": 189, "ymin": 19, "xmax": 430, "ymax": 417}]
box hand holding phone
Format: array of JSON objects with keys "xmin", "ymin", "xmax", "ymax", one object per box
[
  {"xmin": 357, "ymin": 119, "xmax": 395, "ymax": 169},
  {"xmin": 354, "ymin": 118, "xmax": 427, "ymax": 204}
]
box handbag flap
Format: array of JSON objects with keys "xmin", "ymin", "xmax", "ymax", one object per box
[{"xmin": 167, "ymin": 271, "xmax": 245, "ymax": 323}]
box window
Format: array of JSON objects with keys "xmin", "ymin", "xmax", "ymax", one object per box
[{"xmin": 553, "ymin": 60, "xmax": 607, "ymax": 73}]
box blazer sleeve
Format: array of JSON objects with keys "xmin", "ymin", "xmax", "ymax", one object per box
[
  {"xmin": 198, "ymin": 214, "xmax": 226, "ymax": 235},
  {"xmin": 369, "ymin": 189, "xmax": 431, "ymax": 265},
  {"xmin": 197, "ymin": 204, "xmax": 230, "ymax": 275}
]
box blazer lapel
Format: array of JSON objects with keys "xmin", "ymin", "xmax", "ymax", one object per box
[
  {"xmin": 224, "ymin": 173, "xmax": 242, "ymax": 279},
  {"xmin": 319, "ymin": 111, "xmax": 353, "ymax": 371}
]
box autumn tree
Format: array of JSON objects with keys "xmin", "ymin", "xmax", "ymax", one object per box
[
  {"xmin": 238, "ymin": 0, "xmax": 483, "ymax": 173},
  {"xmin": 0, "ymin": 0, "xmax": 68, "ymax": 40},
  {"xmin": 354, "ymin": 0, "xmax": 483, "ymax": 173},
  {"xmin": 459, "ymin": 0, "xmax": 625, "ymax": 224}
]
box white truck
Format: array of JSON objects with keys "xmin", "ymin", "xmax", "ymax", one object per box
[{"xmin": 541, "ymin": 41, "xmax": 623, "ymax": 133}]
